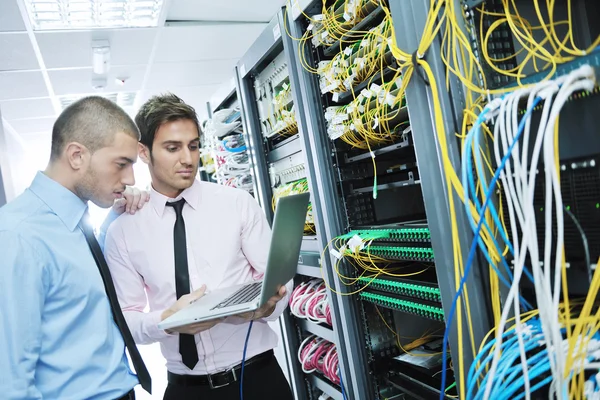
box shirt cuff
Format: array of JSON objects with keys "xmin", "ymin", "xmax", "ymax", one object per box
[
  {"xmin": 148, "ymin": 310, "xmax": 176, "ymax": 341},
  {"xmin": 261, "ymin": 289, "xmax": 291, "ymax": 322}
]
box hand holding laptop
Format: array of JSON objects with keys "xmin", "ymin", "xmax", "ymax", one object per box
[
  {"xmin": 237, "ymin": 285, "xmax": 287, "ymax": 321},
  {"xmin": 161, "ymin": 285, "xmax": 225, "ymax": 334},
  {"xmin": 157, "ymin": 193, "xmax": 310, "ymax": 331}
]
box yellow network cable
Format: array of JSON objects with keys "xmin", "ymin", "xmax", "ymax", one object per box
[
  {"xmin": 272, "ymin": 178, "xmax": 315, "ymax": 233},
  {"xmin": 374, "ymin": 305, "xmax": 444, "ymax": 357},
  {"xmin": 286, "ymin": 0, "xmax": 600, "ymax": 397}
]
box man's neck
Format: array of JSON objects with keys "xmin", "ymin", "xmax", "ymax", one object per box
[
  {"xmin": 150, "ymin": 181, "xmax": 185, "ymax": 199},
  {"xmin": 44, "ymin": 163, "xmax": 80, "ymax": 199}
]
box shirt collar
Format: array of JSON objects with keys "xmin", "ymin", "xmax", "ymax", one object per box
[
  {"xmin": 149, "ymin": 179, "xmax": 202, "ymax": 217},
  {"xmin": 29, "ymin": 171, "xmax": 88, "ymax": 231}
]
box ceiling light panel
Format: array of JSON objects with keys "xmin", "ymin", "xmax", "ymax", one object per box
[
  {"xmin": 25, "ymin": 0, "xmax": 164, "ymax": 30},
  {"xmin": 59, "ymin": 92, "xmax": 137, "ymax": 109}
]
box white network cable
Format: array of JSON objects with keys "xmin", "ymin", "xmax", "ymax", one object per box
[
  {"xmin": 203, "ymin": 108, "xmax": 254, "ymax": 192},
  {"xmin": 474, "ymin": 65, "xmax": 596, "ymax": 400}
]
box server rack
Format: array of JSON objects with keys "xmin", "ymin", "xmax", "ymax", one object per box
[
  {"xmin": 235, "ymin": 9, "xmax": 354, "ymax": 400},
  {"xmin": 231, "ymin": 0, "xmax": 600, "ymax": 398},
  {"xmin": 284, "ymin": 1, "xmax": 477, "ymax": 398},
  {"xmin": 203, "ymin": 77, "xmax": 256, "ymax": 194}
]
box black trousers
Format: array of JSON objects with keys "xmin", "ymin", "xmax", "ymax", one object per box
[
  {"xmin": 116, "ymin": 390, "xmax": 135, "ymax": 400},
  {"xmin": 163, "ymin": 354, "xmax": 294, "ymax": 400}
]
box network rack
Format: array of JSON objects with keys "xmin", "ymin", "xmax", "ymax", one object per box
[
  {"xmin": 229, "ymin": 0, "xmax": 600, "ymax": 398},
  {"xmin": 286, "ymin": 1, "xmax": 454, "ymax": 398},
  {"xmin": 465, "ymin": 0, "xmax": 600, "ymax": 295},
  {"xmin": 387, "ymin": 0, "xmax": 600, "ymax": 399},
  {"xmin": 234, "ymin": 9, "xmax": 354, "ymax": 400},
  {"xmin": 203, "ymin": 77, "xmax": 256, "ymax": 194},
  {"xmin": 460, "ymin": 2, "xmax": 600, "ymax": 280}
]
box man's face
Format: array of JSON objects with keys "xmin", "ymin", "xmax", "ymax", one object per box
[
  {"xmin": 76, "ymin": 131, "xmax": 138, "ymax": 208},
  {"xmin": 142, "ymin": 119, "xmax": 200, "ymax": 197}
]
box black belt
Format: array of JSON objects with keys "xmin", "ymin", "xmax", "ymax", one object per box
[
  {"xmin": 116, "ymin": 390, "xmax": 135, "ymax": 400},
  {"xmin": 167, "ymin": 350, "xmax": 274, "ymax": 389}
]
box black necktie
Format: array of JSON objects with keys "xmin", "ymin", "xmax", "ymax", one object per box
[
  {"xmin": 166, "ymin": 199, "xmax": 199, "ymax": 370},
  {"xmin": 80, "ymin": 217, "xmax": 152, "ymax": 394}
]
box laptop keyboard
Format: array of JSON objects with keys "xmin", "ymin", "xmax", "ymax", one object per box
[{"xmin": 210, "ymin": 282, "xmax": 262, "ymax": 310}]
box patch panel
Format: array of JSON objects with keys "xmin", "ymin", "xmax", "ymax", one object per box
[
  {"xmin": 269, "ymin": 151, "xmax": 307, "ymax": 186},
  {"xmin": 339, "ymin": 227, "xmax": 431, "ymax": 243},
  {"xmin": 359, "ymin": 292, "xmax": 445, "ymax": 321},
  {"xmin": 253, "ymin": 52, "xmax": 297, "ymax": 139},
  {"xmin": 356, "ymin": 277, "xmax": 441, "ymax": 302},
  {"xmin": 505, "ymin": 46, "xmax": 600, "ymax": 89},
  {"xmin": 348, "ymin": 245, "xmax": 434, "ymax": 262}
]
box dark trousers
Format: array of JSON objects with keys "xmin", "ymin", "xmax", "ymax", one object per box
[
  {"xmin": 116, "ymin": 390, "xmax": 135, "ymax": 400},
  {"xmin": 163, "ymin": 353, "xmax": 294, "ymax": 400}
]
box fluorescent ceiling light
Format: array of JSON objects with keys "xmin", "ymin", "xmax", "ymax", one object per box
[
  {"xmin": 24, "ymin": 0, "xmax": 164, "ymax": 30},
  {"xmin": 59, "ymin": 92, "xmax": 137, "ymax": 110}
]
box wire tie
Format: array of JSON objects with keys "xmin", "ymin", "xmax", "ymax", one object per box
[{"xmin": 411, "ymin": 50, "xmax": 430, "ymax": 86}]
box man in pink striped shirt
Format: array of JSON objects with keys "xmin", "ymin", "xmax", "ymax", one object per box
[{"xmin": 103, "ymin": 93, "xmax": 294, "ymax": 400}]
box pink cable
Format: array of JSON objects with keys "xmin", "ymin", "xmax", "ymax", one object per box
[{"xmin": 299, "ymin": 336, "xmax": 341, "ymax": 385}]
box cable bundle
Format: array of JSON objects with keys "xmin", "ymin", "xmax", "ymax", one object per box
[
  {"xmin": 449, "ymin": 65, "xmax": 598, "ymax": 400},
  {"xmin": 317, "ymin": 18, "xmax": 394, "ymax": 95},
  {"xmin": 467, "ymin": 315, "xmax": 600, "ymax": 400},
  {"xmin": 272, "ymin": 178, "xmax": 315, "ymax": 234},
  {"xmin": 204, "ymin": 108, "xmax": 242, "ymax": 139},
  {"xmin": 290, "ymin": 279, "xmax": 332, "ymax": 325},
  {"xmin": 323, "ymin": 77, "xmax": 407, "ymax": 151},
  {"xmin": 303, "ymin": 0, "xmax": 384, "ymax": 49},
  {"xmin": 298, "ymin": 335, "xmax": 340, "ymax": 385},
  {"xmin": 268, "ymin": 83, "xmax": 298, "ymax": 137},
  {"xmin": 204, "ymin": 120, "xmax": 254, "ymax": 192}
]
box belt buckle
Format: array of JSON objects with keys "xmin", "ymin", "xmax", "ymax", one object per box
[{"xmin": 208, "ymin": 368, "xmax": 237, "ymax": 389}]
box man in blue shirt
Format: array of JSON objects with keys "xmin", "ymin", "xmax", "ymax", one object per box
[{"xmin": 0, "ymin": 97, "xmax": 151, "ymax": 400}]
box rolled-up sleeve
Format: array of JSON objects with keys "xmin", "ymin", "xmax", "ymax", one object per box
[{"xmin": 0, "ymin": 232, "xmax": 49, "ymax": 400}]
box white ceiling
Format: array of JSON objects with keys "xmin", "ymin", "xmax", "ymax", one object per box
[
  {"xmin": 0, "ymin": 0, "xmax": 285, "ymax": 196},
  {"xmin": 167, "ymin": 0, "xmax": 285, "ymax": 22}
]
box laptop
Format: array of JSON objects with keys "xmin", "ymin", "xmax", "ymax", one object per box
[{"xmin": 158, "ymin": 192, "xmax": 310, "ymax": 330}]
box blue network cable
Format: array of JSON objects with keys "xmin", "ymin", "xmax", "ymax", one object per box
[
  {"xmin": 471, "ymin": 113, "xmax": 535, "ymax": 284},
  {"xmin": 223, "ymin": 141, "xmax": 247, "ymax": 153},
  {"xmin": 240, "ymin": 320, "xmax": 254, "ymax": 400},
  {"xmin": 440, "ymin": 96, "xmax": 543, "ymax": 400},
  {"xmin": 461, "ymin": 107, "xmax": 535, "ymax": 297},
  {"xmin": 339, "ymin": 367, "xmax": 347, "ymax": 400},
  {"xmin": 466, "ymin": 320, "xmax": 553, "ymax": 400}
]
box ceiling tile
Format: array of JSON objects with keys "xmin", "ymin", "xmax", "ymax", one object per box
[
  {"xmin": 167, "ymin": 0, "xmax": 285, "ymax": 22},
  {"xmin": 9, "ymin": 117, "xmax": 56, "ymax": 135},
  {"xmin": 0, "ymin": 70, "xmax": 48, "ymax": 100},
  {"xmin": 0, "ymin": 0, "xmax": 26, "ymax": 32},
  {"xmin": 154, "ymin": 24, "xmax": 266, "ymax": 63},
  {"xmin": 147, "ymin": 60, "xmax": 236, "ymax": 89},
  {"xmin": 0, "ymin": 33, "xmax": 39, "ymax": 71},
  {"xmin": 36, "ymin": 29, "xmax": 157, "ymax": 69},
  {"xmin": 0, "ymin": 97, "xmax": 55, "ymax": 120},
  {"xmin": 48, "ymin": 65, "xmax": 147, "ymax": 95}
]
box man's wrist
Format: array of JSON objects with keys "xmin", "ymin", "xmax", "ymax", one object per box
[{"xmin": 261, "ymin": 304, "xmax": 276, "ymax": 319}]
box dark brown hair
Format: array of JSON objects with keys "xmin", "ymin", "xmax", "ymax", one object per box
[
  {"xmin": 135, "ymin": 93, "xmax": 201, "ymax": 151},
  {"xmin": 50, "ymin": 96, "xmax": 139, "ymax": 160}
]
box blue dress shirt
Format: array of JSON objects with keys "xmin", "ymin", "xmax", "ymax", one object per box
[{"xmin": 0, "ymin": 172, "xmax": 138, "ymax": 400}]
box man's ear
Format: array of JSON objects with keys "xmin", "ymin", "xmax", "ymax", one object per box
[
  {"xmin": 64, "ymin": 142, "xmax": 88, "ymax": 171},
  {"xmin": 139, "ymin": 143, "xmax": 151, "ymax": 165}
]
